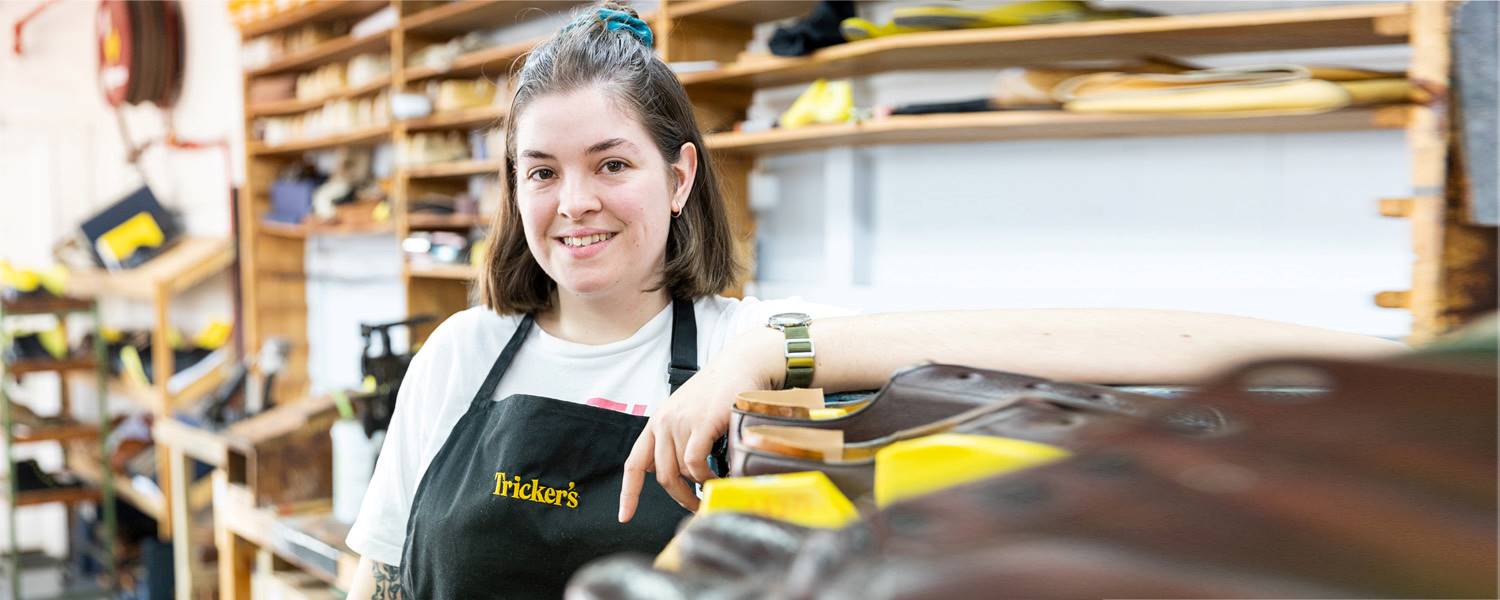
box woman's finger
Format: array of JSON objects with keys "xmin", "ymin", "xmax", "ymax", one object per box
[
  {"xmin": 681, "ymin": 426, "xmax": 717, "ymax": 483},
  {"xmin": 654, "ymin": 427, "xmax": 699, "ymax": 511},
  {"xmin": 618, "ymin": 427, "xmax": 655, "ymax": 523}
]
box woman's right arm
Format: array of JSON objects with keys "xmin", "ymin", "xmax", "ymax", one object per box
[{"xmin": 348, "ymin": 557, "xmax": 404, "ymax": 600}]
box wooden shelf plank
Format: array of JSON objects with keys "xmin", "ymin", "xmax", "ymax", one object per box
[
  {"xmin": 260, "ymin": 220, "xmax": 396, "ymax": 238},
  {"xmin": 400, "ymin": 106, "xmax": 507, "ymax": 132},
  {"xmin": 9, "ymin": 485, "xmax": 100, "ymax": 507},
  {"xmin": 679, "ymin": 4, "xmax": 1411, "ymax": 89},
  {"xmin": 404, "ymin": 36, "xmax": 539, "ymax": 83},
  {"xmin": 67, "ymin": 237, "xmax": 234, "ymax": 301},
  {"xmin": 402, "ymin": 0, "xmax": 586, "ymax": 37},
  {"xmin": 67, "ymin": 446, "xmax": 164, "ymax": 521},
  {"xmin": 109, "ymin": 360, "xmax": 232, "ymax": 413},
  {"xmin": 408, "ymin": 263, "xmax": 477, "ymax": 281},
  {"xmin": 406, "ymin": 214, "xmax": 487, "ymax": 230},
  {"xmin": 669, "ymin": 0, "xmax": 820, "ymax": 24},
  {"xmin": 0, "ymin": 296, "xmax": 94, "ymax": 316},
  {"xmin": 6, "ymin": 357, "xmax": 97, "ymax": 376},
  {"xmin": 403, "ymin": 159, "xmax": 504, "ymax": 179},
  {"xmin": 247, "ymin": 77, "xmax": 392, "ymax": 117},
  {"xmin": 248, "ymin": 31, "xmax": 391, "ymax": 78},
  {"xmin": 705, "ymin": 107, "xmax": 1412, "ymax": 155},
  {"xmin": 250, "ymin": 125, "xmax": 393, "ymax": 156},
  {"xmin": 238, "ymin": 1, "xmax": 389, "ymax": 40},
  {"xmin": 153, "ymin": 419, "xmax": 229, "ymax": 468},
  {"xmin": 11, "ymin": 420, "xmax": 100, "ymax": 444}
]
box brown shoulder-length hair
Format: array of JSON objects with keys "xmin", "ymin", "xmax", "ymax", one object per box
[{"xmin": 479, "ymin": 2, "xmax": 742, "ymax": 315}]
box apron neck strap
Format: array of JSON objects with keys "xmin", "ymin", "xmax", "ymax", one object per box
[
  {"xmin": 667, "ymin": 297, "xmax": 698, "ymax": 394},
  {"xmin": 473, "ymin": 313, "xmax": 536, "ymax": 407},
  {"xmin": 473, "ymin": 299, "xmax": 699, "ymax": 406}
]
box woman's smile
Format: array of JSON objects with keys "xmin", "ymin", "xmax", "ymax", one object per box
[{"xmin": 556, "ymin": 230, "xmax": 618, "ymax": 259}]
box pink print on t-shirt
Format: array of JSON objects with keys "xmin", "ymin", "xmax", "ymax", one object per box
[{"xmin": 586, "ymin": 397, "xmax": 648, "ymax": 416}]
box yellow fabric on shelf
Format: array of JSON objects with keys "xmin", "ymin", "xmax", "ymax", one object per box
[
  {"xmin": 891, "ymin": 0, "xmax": 1094, "ymax": 29},
  {"xmin": 839, "ymin": 17, "xmax": 936, "ymax": 42}
]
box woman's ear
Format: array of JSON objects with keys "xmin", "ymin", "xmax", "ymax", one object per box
[{"xmin": 669, "ymin": 142, "xmax": 699, "ymax": 215}]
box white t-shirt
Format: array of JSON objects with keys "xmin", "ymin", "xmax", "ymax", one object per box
[{"xmin": 346, "ymin": 295, "xmax": 851, "ymax": 566}]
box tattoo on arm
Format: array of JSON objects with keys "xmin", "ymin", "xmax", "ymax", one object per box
[{"xmin": 372, "ymin": 563, "xmax": 404, "ymax": 600}]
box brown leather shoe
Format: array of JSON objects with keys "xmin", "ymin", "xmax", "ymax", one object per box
[{"xmin": 728, "ymin": 364, "xmax": 1224, "ymax": 501}]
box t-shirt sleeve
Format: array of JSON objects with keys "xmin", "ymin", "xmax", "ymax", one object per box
[{"xmin": 345, "ymin": 330, "xmax": 442, "ymax": 566}]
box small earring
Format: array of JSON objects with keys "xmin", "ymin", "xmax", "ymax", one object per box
[{"xmin": 671, "ymin": 207, "xmax": 683, "ymax": 219}]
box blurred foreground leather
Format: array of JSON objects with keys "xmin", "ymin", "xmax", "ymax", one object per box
[{"xmin": 571, "ymin": 356, "xmax": 1497, "ymax": 599}]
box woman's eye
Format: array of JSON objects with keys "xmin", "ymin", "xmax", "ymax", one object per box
[
  {"xmin": 602, "ymin": 160, "xmax": 627, "ymax": 174},
  {"xmin": 529, "ymin": 168, "xmax": 555, "ymax": 182}
]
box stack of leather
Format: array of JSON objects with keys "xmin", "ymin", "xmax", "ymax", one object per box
[{"xmin": 569, "ymin": 353, "xmax": 1497, "ymax": 598}]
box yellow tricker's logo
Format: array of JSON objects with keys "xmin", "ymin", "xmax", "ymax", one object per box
[{"xmin": 493, "ymin": 472, "xmax": 580, "ymax": 509}]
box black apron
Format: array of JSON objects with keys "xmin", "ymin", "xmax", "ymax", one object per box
[{"xmin": 400, "ymin": 299, "xmax": 698, "ymax": 598}]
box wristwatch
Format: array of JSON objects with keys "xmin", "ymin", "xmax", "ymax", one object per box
[{"xmin": 767, "ymin": 312, "xmax": 814, "ymax": 389}]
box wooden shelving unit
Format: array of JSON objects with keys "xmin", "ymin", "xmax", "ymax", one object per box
[
  {"xmin": 249, "ymin": 124, "xmax": 393, "ymax": 156},
  {"xmin": 676, "ymin": 4, "xmax": 1411, "ymax": 89},
  {"xmin": 247, "ymin": 77, "xmax": 392, "ymax": 117},
  {"xmin": 407, "ymin": 263, "xmax": 478, "ymax": 281},
  {"xmin": 404, "ymin": 158, "xmax": 504, "ymax": 179},
  {"xmin": 6, "ymin": 356, "xmax": 99, "ymax": 377},
  {"xmin": 707, "ymin": 107, "xmax": 1411, "ymax": 155},
  {"xmin": 66, "ymin": 445, "xmax": 164, "ymax": 522},
  {"xmin": 248, "ymin": 31, "xmax": 392, "ymax": 77},
  {"xmin": 406, "ymin": 213, "xmax": 487, "ymax": 229},
  {"xmin": 260, "ymin": 220, "xmax": 396, "ymax": 238},
  {"xmin": 66, "ymin": 235, "xmax": 235, "ymax": 552},
  {"xmin": 401, "ymin": 105, "xmax": 506, "ymax": 131},
  {"xmin": 236, "ymin": 1, "xmax": 388, "ymax": 40},
  {"xmin": 0, "ymin": 296, "xmax": 116, "ymax": 598},
  {"xmin": 403, "ymin": 36, "xmax": 541, "ymax": 83}
]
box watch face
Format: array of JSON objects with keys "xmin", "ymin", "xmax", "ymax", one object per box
[{"xmin": 769, "ymin": 312, "xmax": 812, "ymax": 328}]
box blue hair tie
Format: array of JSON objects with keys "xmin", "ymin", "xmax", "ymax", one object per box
[{"xmin": 598, "ymin": 8, "xmax": 653, "ymax": 47}]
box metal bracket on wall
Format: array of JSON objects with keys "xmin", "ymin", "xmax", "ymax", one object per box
[{"xmin": 11, "ymin": 0, "xmax": 61, "ymax": 56}]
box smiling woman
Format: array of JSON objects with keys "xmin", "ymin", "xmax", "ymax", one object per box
[{"xmin": 342, "ymin": 3, "xmax": 1405, "ymax": 600}]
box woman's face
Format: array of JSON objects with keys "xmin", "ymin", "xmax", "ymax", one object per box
[{"xmin": 513, "ymin": 87, "xmax": 696, "ymax": 301}]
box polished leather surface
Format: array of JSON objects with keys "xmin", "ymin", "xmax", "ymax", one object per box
[{"xmin": 729, "ymin": 364, "xmax": 1222, "ymax": 500}]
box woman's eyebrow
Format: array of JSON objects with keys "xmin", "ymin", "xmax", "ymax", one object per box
[
  {"xmin": 586, "ymin": 138, "xmax": 633, "ymax": 155},
  {"xmin": 521, "ymin": 149, "xmax": 555, "ymax": 160}
]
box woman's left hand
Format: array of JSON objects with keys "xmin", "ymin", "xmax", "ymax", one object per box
[{"xmin": 618, "ymin": 329, "xmax": 780, "ymax": 522}]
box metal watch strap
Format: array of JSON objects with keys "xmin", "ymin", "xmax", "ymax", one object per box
[{"xmin": 782, "ymin": 323, "xmax": 815, "ymax": 389}]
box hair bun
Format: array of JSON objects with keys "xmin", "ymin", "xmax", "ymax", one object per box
[{"xmin": 596, "ymin": 6, "xmax": 654, "ymax": 48}]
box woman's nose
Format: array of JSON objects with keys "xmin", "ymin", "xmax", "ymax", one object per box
[{"xmin": 557, "ymin": 178, "xmax": 602, "ymax": 220}]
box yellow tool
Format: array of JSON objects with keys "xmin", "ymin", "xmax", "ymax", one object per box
[
  {"xmin": 96, "ymin": 211, "xmax": 166, "ymax": 266},
  {"xmin": 700, "ymin": 471, "xmax": 858, "ymax": 529},
  {"xmin": 874, "ymin": 433, "xmax": 1069, "ymax": 507}
]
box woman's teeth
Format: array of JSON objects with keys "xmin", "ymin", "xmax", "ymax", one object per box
[{"xmin": 561, "ymin": 233, "xmax": 615, "ymax": 247}]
